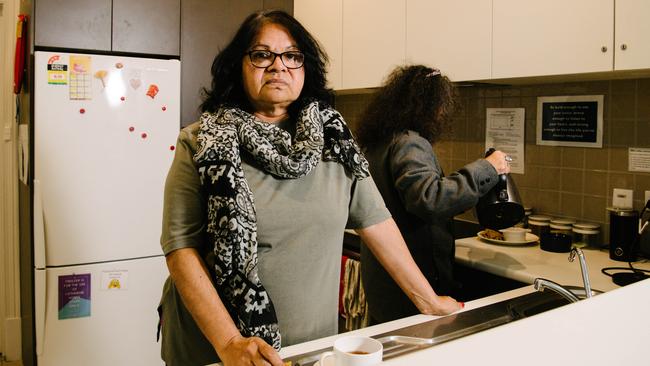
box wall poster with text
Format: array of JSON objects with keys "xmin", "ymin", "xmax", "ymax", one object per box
[{"xmin": 536, "ymin": 95, "xmax": 604, "ymax": 148}]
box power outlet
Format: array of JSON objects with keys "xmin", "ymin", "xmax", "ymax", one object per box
[{"xmin": 613, "ymin": 188, "xmax": 634, "ymax": 209}]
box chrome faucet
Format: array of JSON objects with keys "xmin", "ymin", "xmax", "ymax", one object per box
[
  {"xmin": 533, "ymin": 278, "xmax": 580, "ymax": 303},
  {"xmin": 569, "ymin": 247, "xmax": 592, "ymax": 298}
]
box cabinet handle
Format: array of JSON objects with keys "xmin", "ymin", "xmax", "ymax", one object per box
[
  {"xmin": 601, "ymin": 46, "xmax": 608, "ymax": 53},
  {"xmin": 621, "ymin": 44, "xmax": 628, "ymax": 51}
]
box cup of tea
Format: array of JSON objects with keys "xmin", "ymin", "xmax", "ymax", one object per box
[{"xmin": 319, "ymin": 335, "xmax": 383, "ymax": 366}]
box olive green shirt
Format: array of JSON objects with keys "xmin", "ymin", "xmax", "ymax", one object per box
[{"xmin": 159, "ymin": 122, "xmax": 390, "ymax": 366}]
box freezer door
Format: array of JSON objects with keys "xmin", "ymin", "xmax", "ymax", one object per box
[
  {"xmin": 36, "ymin": 256, "xmax": 167, "ymax": 366},
  {"xmin": 34, "ymin": 51, "xmax": 180, "ymax": 265}
]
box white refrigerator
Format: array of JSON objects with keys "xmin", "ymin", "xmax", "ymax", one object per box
[{"xmin": 32, "ymin": 51, "xmax": 178, "ymax": 365}]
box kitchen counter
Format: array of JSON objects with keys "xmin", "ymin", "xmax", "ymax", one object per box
[
  {"xmin": 280, "ymin": 280, "xmax": 650, "ymax": 365},
  {"xmin": 455, "ymin": 236, "xmax": 650, "ymax": 291},
  {"xmin": 275, "ymin": 236, "xmax": 650, "ymax": 365}
]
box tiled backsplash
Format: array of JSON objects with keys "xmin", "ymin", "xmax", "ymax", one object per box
[{"xmin": 336, "ymin": 78, "xmax": 650, "ymax": 243}]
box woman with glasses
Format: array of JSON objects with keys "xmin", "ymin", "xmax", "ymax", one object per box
[
  {"xmin": 157, "ymin": 11, "xmax": 461, "ymax": 366},
  {"xmin": 354, "ymin": 65, "xmax": 510, "ymax": 325}
]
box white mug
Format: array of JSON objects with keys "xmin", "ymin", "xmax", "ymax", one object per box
[{"xmin": 319, "ymin": 335, "xmax": 383, "ymax": 366}]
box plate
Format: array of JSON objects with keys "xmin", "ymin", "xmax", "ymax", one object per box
[{"xmin": 477, "ymin": 230, "xmax": 539, "ymax": 246}]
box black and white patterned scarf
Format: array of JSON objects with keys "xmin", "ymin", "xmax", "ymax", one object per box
[{"xmin": 193, "ymin": 101, "xmax": 369, "ymax": 350}]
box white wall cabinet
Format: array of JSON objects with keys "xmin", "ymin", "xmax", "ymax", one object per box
[
  {"xmin": 614, "ymin": 0, "xmax": 650, "ymax": 71},
  {"xmin": 342, "ymin": 0, "xmax": 406, "ymax": 89},
  {"xmin": 406, "ymin": 0, "xmax": 492, "ymax": 82},
  {"xmin": 296, "ymin": 0, "xmax": 650, "ymax": 90},
  {"xmin": 492, "ymin": 0, "xmax": 613, "ymax": 79},
  {"xmin": 294, "ymin": 0, "xmax": 343, "ymax": 89}
]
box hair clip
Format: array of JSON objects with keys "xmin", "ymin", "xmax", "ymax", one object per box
[{"xmin": 426, "ymin": 69, "xmax": 441, "ymax": 78}]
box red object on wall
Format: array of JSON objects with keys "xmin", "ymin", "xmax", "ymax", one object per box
[{"xmin": 14, "ymin": 14, "xmax": 29, "ymax": 94}]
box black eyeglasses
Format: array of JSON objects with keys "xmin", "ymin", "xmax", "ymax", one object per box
[{"xmin": 247, "ymin": 50, "xmax": 305, "ymax": 69}]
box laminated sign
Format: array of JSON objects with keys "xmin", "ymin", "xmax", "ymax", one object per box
[{"xmin": 58, "ymin": 273, "xmax": 91, "ymax": 319}]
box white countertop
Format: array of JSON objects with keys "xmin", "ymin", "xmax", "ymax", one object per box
[
  {"xmin": 278, "ymin": 236, "xmax": 650, "ymax": 365},
  {"xmin": 282, "ymin": 280, "xmax": 650, "ymax": 366},
  {"xmin": 455, "ymin": 236, "xmax": 650, "ymax": 291}
]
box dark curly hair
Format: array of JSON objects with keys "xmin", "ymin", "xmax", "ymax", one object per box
[
  {"xmin": 200, "ymin": 10, "xmax": 334, "ymax": 117},
  {"xmin": 354, "ymin": 65, "xmax": 458, "ymax": 147}
]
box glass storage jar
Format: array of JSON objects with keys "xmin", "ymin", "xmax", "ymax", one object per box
[
  {"xmin": 528, "ymin": 219, "xmax": 550, "ymax": 239},
  {"xmin": 572, "ymin": 227, "xmax": 601, "ymax": 249}
]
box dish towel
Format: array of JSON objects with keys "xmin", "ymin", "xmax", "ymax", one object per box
[{"xmin": 343, "ymin": 258, "xmax": 369, "ymax": 330}]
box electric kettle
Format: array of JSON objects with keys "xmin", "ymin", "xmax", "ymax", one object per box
[{"xmin": 475, "ymin": 148, "xmax": 525, "ymax": 230}]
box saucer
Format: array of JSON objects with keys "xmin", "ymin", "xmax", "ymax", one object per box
[{"xmin": 477, "ymin": 230, "xmax": 539, "ymax": 246}]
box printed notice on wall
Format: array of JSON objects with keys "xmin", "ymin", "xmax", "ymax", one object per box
[
  {"xmin": 629, "ymin": 148, "xmax": 650, "ymax": 172},
  {"xmin": 536, "ymin": 95, "xmax": 603, "ymax": 148},
  {"xmin": 485, "ymin": 108, "xmax": 525, "ymax": 174},
  {"xmin": 58, "ymin": 274, "xmax": 91, "ymax": 320}
]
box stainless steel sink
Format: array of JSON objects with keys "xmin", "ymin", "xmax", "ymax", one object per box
[{"xmin": 282, "ymin": 287, "xmax": 600, "ymax": 366}]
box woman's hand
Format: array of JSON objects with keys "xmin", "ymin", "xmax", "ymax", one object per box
[
  {"xmin": 423, "ymin": 295, "xmax": 463, "ymax": 316},
  {"xmin": 219, "ymin": 335, "xmax": 284, "ymax": 366},
  {"xmin": 485, "ymin": 150, "xmax": 511, "ymax": 175}
]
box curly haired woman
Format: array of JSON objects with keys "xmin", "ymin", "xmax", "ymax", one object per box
[{"xmin": 355, "ymin": 65, "xmax": 510, "ymax": 324}]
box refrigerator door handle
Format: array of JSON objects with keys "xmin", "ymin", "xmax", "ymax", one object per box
[
  {"xmin": 34, "ymin": 179, "xmax": 46, "ymax": 269},
  {"xmin": 35, "ymin": 269, "xmax": 47, "ymax": 356}
]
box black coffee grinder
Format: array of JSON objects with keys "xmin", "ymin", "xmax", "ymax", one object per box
[
  {"xmin": 604, "ymin": 201, "xmax": 650, "ymax": 286},
  {"xmin": 607, "ymin": 207, "xmax": 639, "ymax": 262}
]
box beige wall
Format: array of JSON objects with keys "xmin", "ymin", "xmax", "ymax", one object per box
[{"xmin": 336, "ymin": 78, "xmax": 650, "ymax": 242}]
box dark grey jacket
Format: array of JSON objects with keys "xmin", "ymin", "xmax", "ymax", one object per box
[{"xmin": 361, "ymin": 130, "xmax": 498, "ymax": 323}]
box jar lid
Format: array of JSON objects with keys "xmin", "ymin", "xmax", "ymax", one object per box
[
  {"xmin": 606, "ymin": 207, "xmax": 638, "ymax": 216},
  {"xmin": 528, "ymin": 220, "xmax": 550, "ymax": 226},
  {"xmin": 529, "ymin": 215, "xmax": 551, "ymax": 222},
  {"xmin": 573, "ymin": 228, "xmax": 599, "ymax": 234},
  {"xmin": 551, "ymin": 218, "xmax": 576, "ymax": 225},
  {"xmin": 573, "ymin": 222, "xmax": 600, "ymax": 230},
  {"xmin": 550, "ymin": 223, "xmax": 572, "ymax": 230}
]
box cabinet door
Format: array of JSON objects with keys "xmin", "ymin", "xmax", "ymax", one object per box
[
  {"xmin": 180, "ymin": 0, "xmax": 262, "ymax": 125},
  {"xmin": 406, "ymin": 0, "xmax": 491, "ymax": 82},
  {"xmin": 615, "ymin": 0, "xmax": 650, "ymax": 71},
  {"xmin": 294, "ymin": 0, "xmax": 343, "ymax": 89},
  {"xmin": 34, "ymin": 0, "xmax": 112, "ymax": 51},
  {"xmin": 342, "ymin": 0, "xmax": 406, "ymax": 89},
  {"xmin": 493, "ymin": 0, "xmax": 613, "ymax": 79},
  {"xmin": 112, "ymin": 0, "xmax": 180, "ymax": 56},
  {"xmin": 264, "ymin": 0, "xmax": 293, "ymax": 13}
]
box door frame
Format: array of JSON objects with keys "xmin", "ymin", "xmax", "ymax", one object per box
[{"xmin": 0, "ymin": 0, "xmax": 23, "ymax": 362}]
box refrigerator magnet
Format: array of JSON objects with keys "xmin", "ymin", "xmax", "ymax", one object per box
[
  {"xmin": 101, "ymin": 270, "xmax": 129, "ymax": 291},
  {"xmin": 58, "ymin": 273, "xmax": 91, "ymax": 320}
]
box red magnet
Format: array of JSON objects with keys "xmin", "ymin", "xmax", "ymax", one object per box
[
  {"xmin": 79, "ymin": 108, "xmax": 86, "ymax": 114},
  {"xmin": 146, "ymin": 84, "xmax": 159, "ymax": 99},
  {"xmin": 141, "ymin": 132, "xmax": 148, "ymax": 139},
  {"xmin": 128, "ymin": 126, "xmax": 135, "ymax": 132},
  {"xmin": 120, "ymin": 96, "xmax": 125, "ymax": 101},
  {"xmin": 169, "ymin": 145, "xmax": 175, "ymax": 151},
  {"xmin": 161, "ymin": 106, "xmax": 167, "ymax": 111}
]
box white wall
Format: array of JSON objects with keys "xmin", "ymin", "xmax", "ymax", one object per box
[{"xmin": 0, "ymin": 0, "xmax": 23, "ymax": 362}]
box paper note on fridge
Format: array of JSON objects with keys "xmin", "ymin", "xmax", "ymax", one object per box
[
  {"xmin": 101, "ymin": 270, "xmax": 129, "ymax": 290},
  {"xmin": 58, "ymin": 273, "xmax": 91, "ymax": 320}
]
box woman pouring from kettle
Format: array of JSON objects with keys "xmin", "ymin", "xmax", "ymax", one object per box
[{"xmin": 354, "ymin": 65, "xmax": 511, "ymax": 324}]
